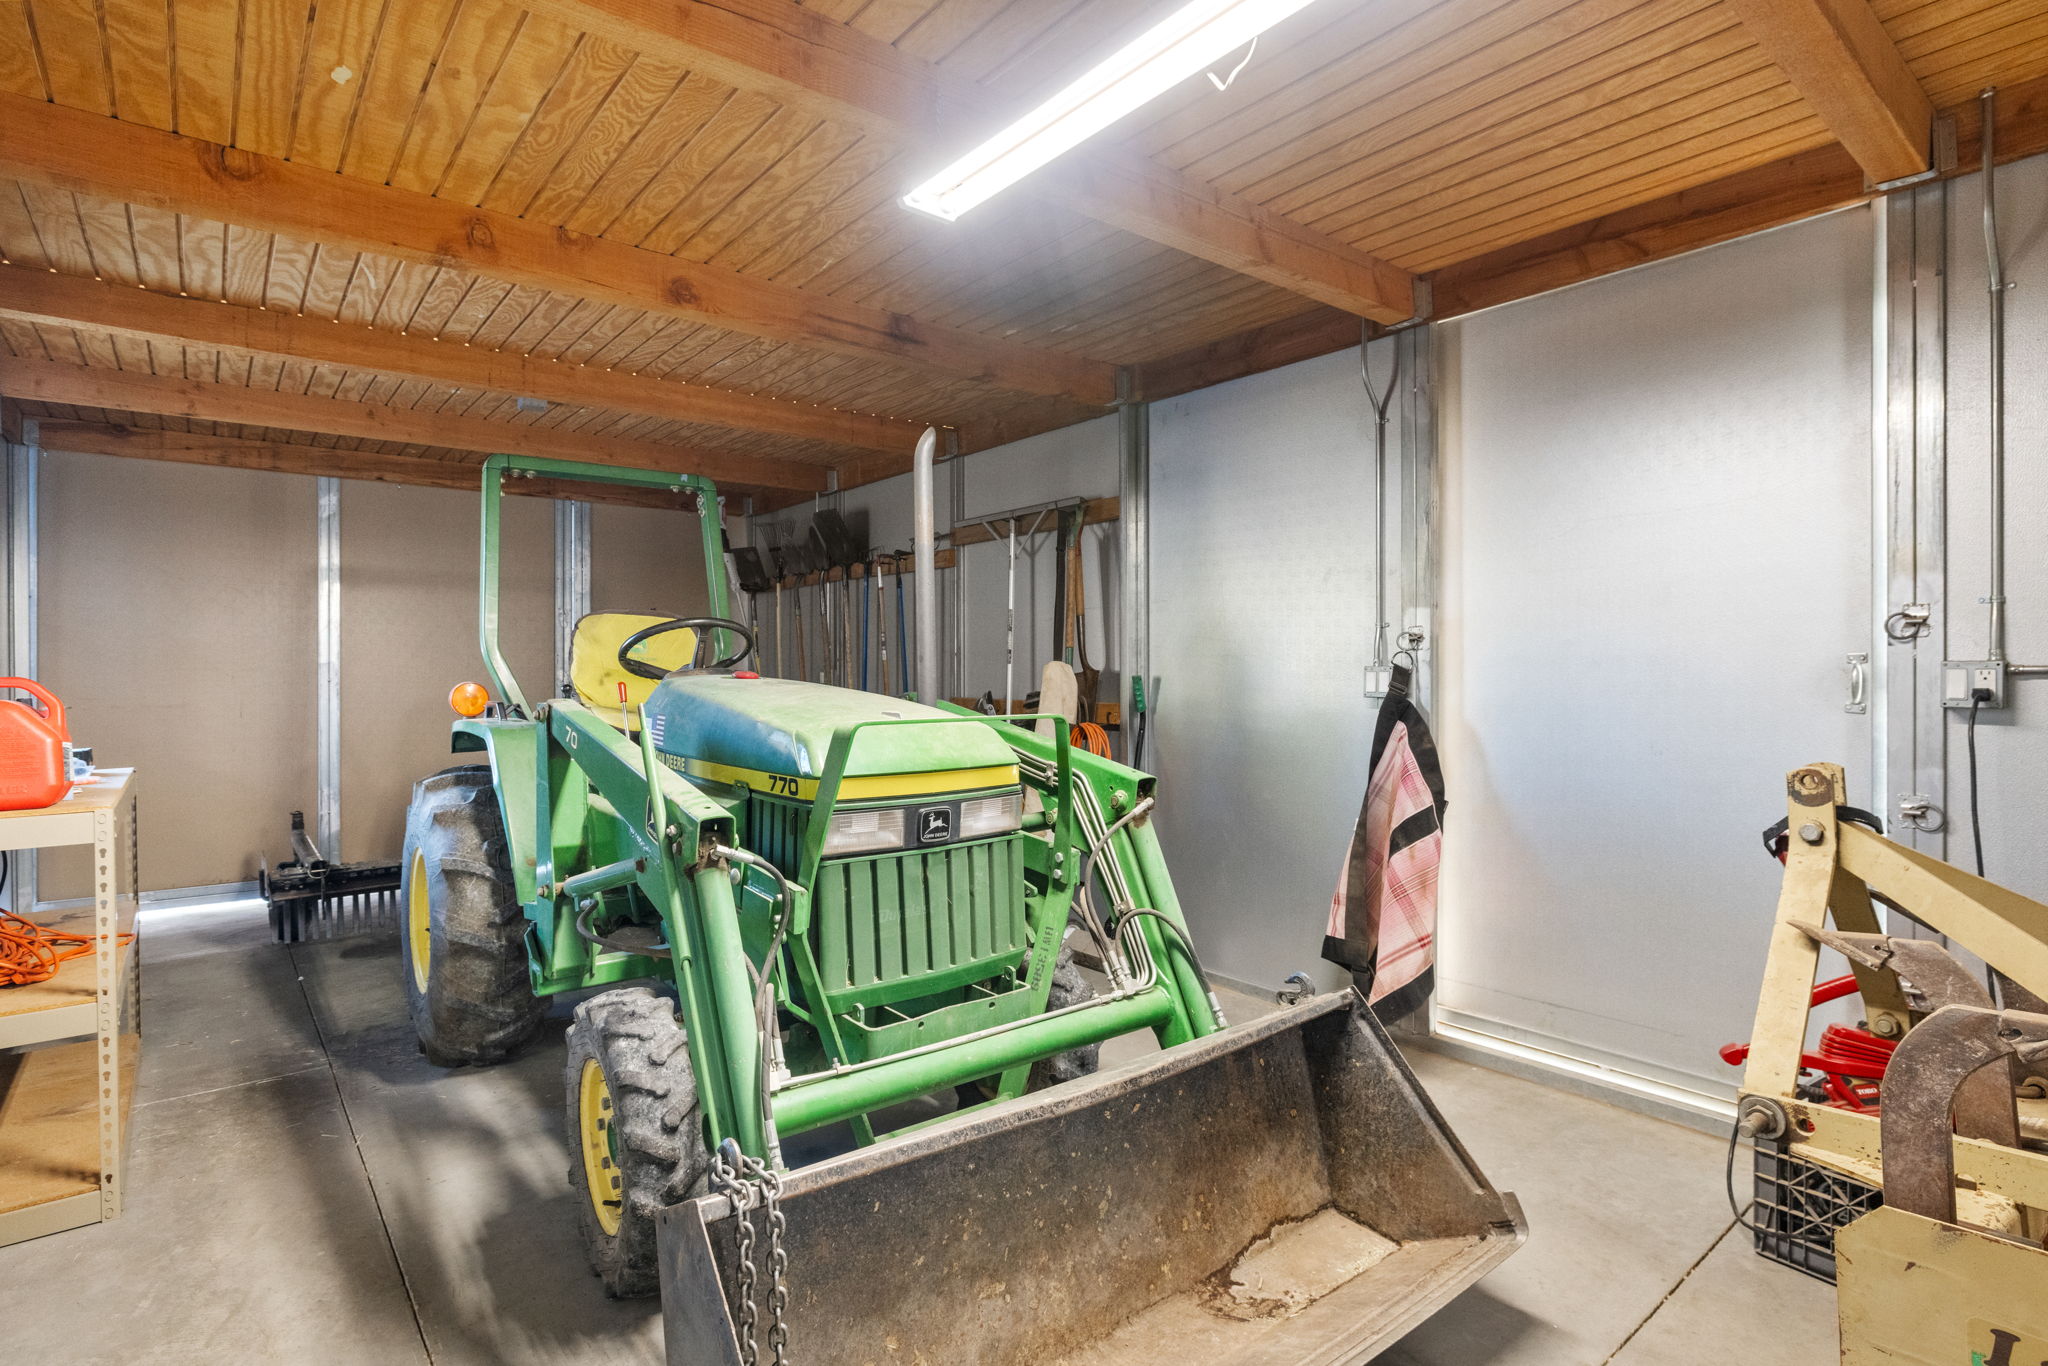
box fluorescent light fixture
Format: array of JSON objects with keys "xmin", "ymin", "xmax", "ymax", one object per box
[{"xmin": 902, "ymin": 0, "xmax": 1324, "ymax": 222}]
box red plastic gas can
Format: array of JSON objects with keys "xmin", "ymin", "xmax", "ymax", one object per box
[{"xmin": 0, "ymin": 678, "xmax": 71, "ymax": 811}]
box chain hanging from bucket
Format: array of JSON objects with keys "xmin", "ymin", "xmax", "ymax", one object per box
[{"xmin": 713, "ymin": 1138, "xmax": 791, "ymax": 1366}]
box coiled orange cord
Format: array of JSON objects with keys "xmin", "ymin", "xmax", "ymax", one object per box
[
  {"xmin": 0, "ymin": 907, "xmax": 130, "ymax": 987},
  {"xmin": 1070, "ymin": 721, "xmax": 1113, "ymax": 758}
]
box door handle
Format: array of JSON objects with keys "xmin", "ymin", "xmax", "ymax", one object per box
[{"xmin": 1845, "ymin": 653, "xmax": 1869, "ymax": 714}]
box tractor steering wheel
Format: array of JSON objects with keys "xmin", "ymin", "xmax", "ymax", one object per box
[{"xmin": 617, "ymin": 616, "xmax": 755, "ymax": 680}]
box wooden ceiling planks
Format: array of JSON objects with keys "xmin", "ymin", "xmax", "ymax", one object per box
[
  {"xmin": 0, "ymin": 100, "xmax": 1127, "ymax": 402},
  {"xmin": 1899, "ymin": 11, "xmax": 2048, "ymax": 105},
  {"xmin": 525, "ymin": 0, "xmax": 1416, "ymax": 318},
  {"xmin": 1266, "ymin": 3, "xmax": 1771, "ymax": 226},
  {"xmin": 0, "ymin": 180, "xmax": 1087, "ymax": 450},
  {"xmin": 1154, "ymin": 0, "xmax": 1822, "ymax": 271},
  {"xmin": 1307, "ymin": 33, "xmax": 1787, "ymax": 244},
  {"xmin": 0, "ymin": 306, "xmax": 872, "ymax": 467},
  {"xmin": 0, "ymin": 349, "xmax": 837, "ymax": 489},
  {"xmin": 19, "ymin": 0, "xmax": 1343, "ymax": 367},
  {"xmin": 5, "ymin": 0, "xmax": 2048, "ymax": 499}
]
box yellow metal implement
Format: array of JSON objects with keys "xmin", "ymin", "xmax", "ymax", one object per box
[{"xmin": 1739, "ymin": 765, "xmax": 2048, "ymax": 1362}]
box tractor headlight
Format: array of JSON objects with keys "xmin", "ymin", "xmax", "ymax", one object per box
[
  {"xmin": 958, "ymin": 792, "xmax": 1023, "ymax": 840},
  {"xmin": 822, "ymin": 806, "xmax": 907, "ymax": 856}
]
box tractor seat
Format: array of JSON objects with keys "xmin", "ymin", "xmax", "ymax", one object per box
[{"xmin": 569, "ymin": 612, "xmax": 698, "ymax": 730}]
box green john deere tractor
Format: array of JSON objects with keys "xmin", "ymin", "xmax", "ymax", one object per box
[{"xmin": 400, "ymin": 454, "xmax": 1523, "ymax": 1366}]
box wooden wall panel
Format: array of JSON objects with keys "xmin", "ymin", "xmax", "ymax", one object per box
[
  {"xmin": 36, "ymin": 450, "xmax": 316, "ymax": 894},
  {"xmin": 338, "ymin": 480, "xmax": 553, "ymax": 863},
  {"xmin": 589, "ymin": 502, "xmax": 713, "ymax": 621}
]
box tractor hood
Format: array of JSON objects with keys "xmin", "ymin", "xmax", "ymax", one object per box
[{"xmin": 641, "ymin": 676, "xmax": 1016, "ymax": 785}]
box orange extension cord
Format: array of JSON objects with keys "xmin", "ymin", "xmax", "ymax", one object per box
[
  {"xmin": 0, "ymin": 907, "xmax": 132, "ymax": 988},
  {"xmin": 0, "ymin": 851, "xmax": 133, "ymax": 987},
  {"xmin": 1070, "ymin": 721, "xmax": 1113, "ymax": 758}
]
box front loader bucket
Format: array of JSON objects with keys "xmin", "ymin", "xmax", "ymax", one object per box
[{"xmin": 658, "ymin": 993, "xmax": 1525, "ymax": 1366}]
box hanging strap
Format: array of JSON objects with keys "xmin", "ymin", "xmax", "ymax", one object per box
[{"xmin": 1759, "ymin": 806, "xmax": 1885, "ymax": 863}]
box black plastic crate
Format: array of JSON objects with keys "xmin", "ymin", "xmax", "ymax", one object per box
[{"xmin": 1749, "ymin": 1137, "xmax": 1883, "ymax": 1282}]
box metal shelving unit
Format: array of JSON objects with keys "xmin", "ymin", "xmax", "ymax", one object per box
[{"xmin": 0, "ymin": 770, "xmax": 139, "ymax": 1247}]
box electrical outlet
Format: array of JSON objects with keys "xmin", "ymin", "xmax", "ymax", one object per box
[{"xmin": 1942, "ymin": 660, "xmax": 2007, "ymax": 709}]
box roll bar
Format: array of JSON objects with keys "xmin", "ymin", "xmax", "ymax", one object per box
[{"xmin": 477, "ymin": 454, "xmax": 733, "ymax": 713}]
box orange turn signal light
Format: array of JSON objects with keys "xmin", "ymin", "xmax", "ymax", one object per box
[{"xmin": 449, "ymin": 681, "xmax": 490, "ymax": 718}]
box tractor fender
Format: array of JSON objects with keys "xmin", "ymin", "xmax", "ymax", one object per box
[{"xmin": 451, "ymin": 717, "xmax": 543, "ymax": 905}]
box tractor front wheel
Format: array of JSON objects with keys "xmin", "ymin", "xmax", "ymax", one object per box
[
  {"xmin": 565, "ymin": 987, "xmax": 710, "ymax": 1298},
  {"xmin": 400, "ymin": 765, "xmax": 544, "ymax": 1066},
  {"xmin": 958, "ymin": 943, "xmax": 1101, "ymax": 1109}
]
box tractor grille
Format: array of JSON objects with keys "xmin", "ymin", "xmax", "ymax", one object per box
[
  {"xmin": 814, "ymin": 836, "xmax": 1028, "ymax": 1011},
  {"xmin": 745, "ymin": 793, "xmax": 808, "ymax": 875}
]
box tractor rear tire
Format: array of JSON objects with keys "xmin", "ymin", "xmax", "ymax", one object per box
[
  {"xmin": 400, "ymin": 765, "xmax": 543, "ymax": 1067},
  {"xmin": 564, "ymin": 987, "xmax": 710, "ymax": 1298}
]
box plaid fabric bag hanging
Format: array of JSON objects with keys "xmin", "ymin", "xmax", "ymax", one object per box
[{"xmin": 1323, "ymin": 662, "xmax": 1446, "ymax": 1022}]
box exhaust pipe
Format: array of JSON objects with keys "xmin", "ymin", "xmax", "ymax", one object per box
[{"xmin": 912, "ymin": 427, "xmax": 940, "ymax": 704}]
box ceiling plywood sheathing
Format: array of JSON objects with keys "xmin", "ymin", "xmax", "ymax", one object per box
[{"xmin": 0, "ymin": 0, "xmax": 2042, "ymax": 494}]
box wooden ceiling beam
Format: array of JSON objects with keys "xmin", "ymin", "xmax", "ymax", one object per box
[
  {"xmin": 1135, "ymin": 309, "xmax": 1373, "ymax": 405},
  {"xmin": 1719, "ymin": 0, "xmax": 1933, "ymax": 184},
  {"xmin": 1432, "ymin": 56, "xmax": 2048, "ymax": 316},
  {"xmin": 0, "ymin": 94, "xmax": 1116, "ymax": 407},
  {"xmin": 0, "ymin": 356, "xmax": 832, "ymax": 492},
  {"xmin": 32, "ymin": 422, "xmax": 696, "ymax": 509},
  {"xmin": 527, "ymin": 0, "xmax": 1417, "ymax": 324},
  {"xmin": 993, "ymin": 71, "xmax": 2048, "ymax": 477},
  {"xmin": 0, "ymin": 265, "xmax": 927, "ymax": 456}
]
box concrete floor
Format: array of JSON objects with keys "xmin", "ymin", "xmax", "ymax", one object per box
[{"xmin": 1, "ymin": 904, "xmax": 1839, "ymax": 1364}]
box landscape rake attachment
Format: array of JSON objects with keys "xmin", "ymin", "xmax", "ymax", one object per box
[{"xmin": 261, "ymin": 810, "xmax": 400, "ymax": 943}]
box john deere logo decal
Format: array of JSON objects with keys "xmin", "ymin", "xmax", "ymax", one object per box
[
  {"xmin": 917, "ymin": 807, "xmax": 953, "ymax": 844},
  {"xmin": 1972, "ymin": 1320, "xmax": 2047, "ymax": 1366}
]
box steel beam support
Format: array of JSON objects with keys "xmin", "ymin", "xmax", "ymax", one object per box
[
  {"xmin": 315, "ymin": 477, "xmax": 342, "ymax": 858},
  {"xmin": 1117, "ymin": 369, "xmax": 1150, "ymax": 760},
  {"xmin": 554, "ymin": 498, "xmax": 591, "ymax": 696},
  {"xmin": 5, "ymin": 422, "xmax": 38, "ymax": 909},
  {"xmin": 1398, "ymin": 325, "xmax": 1442, "ymax": 712},
  {"xmin": 1880, "ymin": 185, "xmax": 1949, "ymax": 857},
  {"xmin": 4, "ymin": 427, "xmax": 35, "ymax": 689}
]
